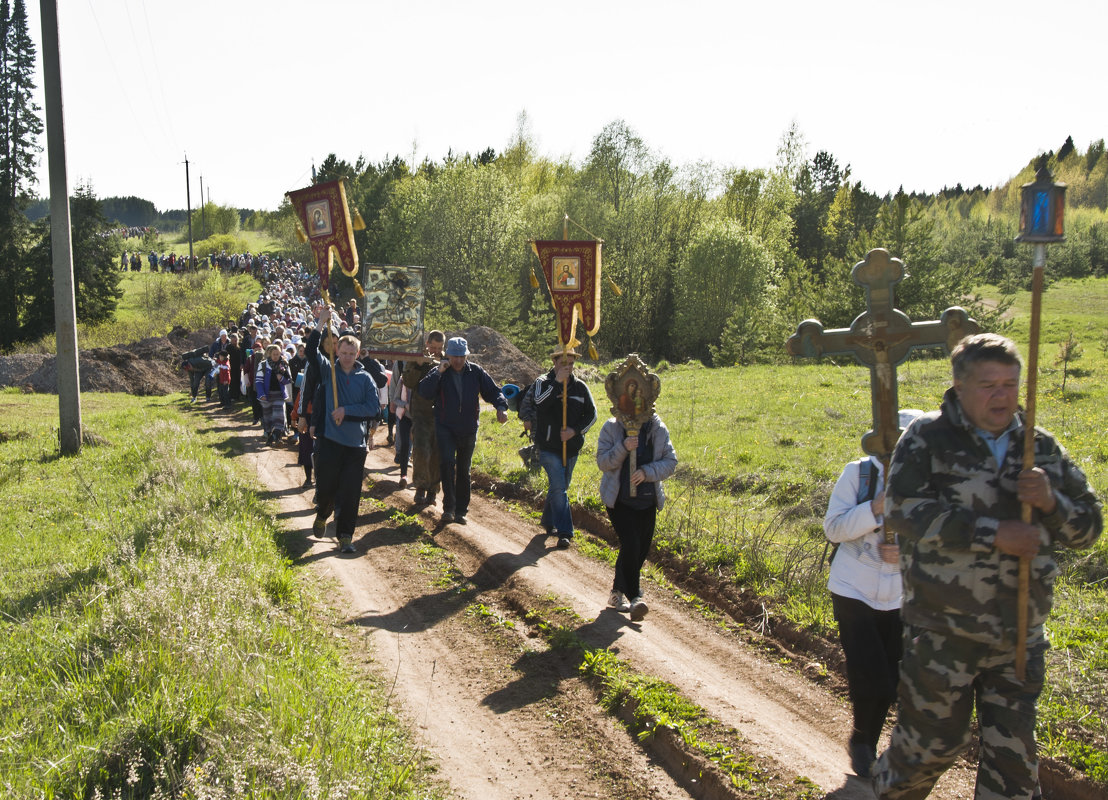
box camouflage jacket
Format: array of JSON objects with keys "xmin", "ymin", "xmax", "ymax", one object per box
[{"xmin": 887, "ymin": 387, "xmax": 1102, "ymax": 648}]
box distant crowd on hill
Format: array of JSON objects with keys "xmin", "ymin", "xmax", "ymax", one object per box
[{"xmin": 118, "ymin": 249, "xmax": 283, "ymax": 277}]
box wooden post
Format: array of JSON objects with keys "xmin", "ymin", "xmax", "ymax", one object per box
[
  {"xmin": 1015, "ymin": 245, "xmax": 1046, "ymax": 682},
  {"xmin": 561, "ymin": 215, "xmax": 569, "ymax": 466}
]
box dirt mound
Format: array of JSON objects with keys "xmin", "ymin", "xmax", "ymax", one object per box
[
  {"xmin": 0, "ymin": 353, "xmax": 51, "ymax": 389},
  {"xmin": 445, "ymin": 325, "xmax": 543, "ymax": 389},
  {"xmin": 0, "ymin": 327, "xmax": 221, "ymax": 395},
  {"xmin": 0, "ymin": 325, "xmax": 541, "ymax": 396}
]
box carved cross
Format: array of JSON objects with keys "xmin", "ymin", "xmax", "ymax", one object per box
[{"xmin": 787, "ymin": 248, "xmax": 979, "ymax": 469}]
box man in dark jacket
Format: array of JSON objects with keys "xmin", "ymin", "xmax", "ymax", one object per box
[
  {"xmin": 418, "ymin": 336, "xmax": 509, "ymax": 525},
  {"xmin": 519, "ymin": 348, "xmax": 597, "ymax": 547}
]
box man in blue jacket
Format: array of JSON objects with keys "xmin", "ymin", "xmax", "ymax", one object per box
[
  {"xmin": 307, "ymin": 307, "xmax": 380, "ymax": 553},
  {"xmin": 418, "ymin": 336, "xmax": 509, "ymax": 525}
]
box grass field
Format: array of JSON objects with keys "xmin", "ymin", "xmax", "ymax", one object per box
[
  {"xmin": 11, "ymin": 270, "xmax": 261, "ymax": 354},
  {"xmin": 0, "ymin": 390, "xmax": 442, "ymax": 798},
  {"xmin": 472, "ymin": 275, "xmax": 1108, "ymax": 779}
]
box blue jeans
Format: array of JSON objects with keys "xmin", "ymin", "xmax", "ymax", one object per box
[
  {"xmin": 538, "ymin": 448, "xmax": 577, "ymax": 536},
  {"xmin": 435, "ymin": 425, "xmax": 476, "ymax": 515}
]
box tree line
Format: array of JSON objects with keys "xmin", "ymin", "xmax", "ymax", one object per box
[
  {"xmin": 246, "ymin": 119, "xmax": 1107, "ymax": 363},
  {"xmin": 3, "ymin": 29, "xmax": 1106, "ymax": 357}
]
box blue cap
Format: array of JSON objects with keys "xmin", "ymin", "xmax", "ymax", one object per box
[{"xmin": 445, "ymin": 337, "xmax": 469, "ymax": 357}]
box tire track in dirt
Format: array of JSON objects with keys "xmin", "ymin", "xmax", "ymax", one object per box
[
  {"xmin": 226, "ymin": 408, "xmax": 977, "ymax": 800},
  {"xmin": 235, "ymin": 417, "xmax": 690, "ymax": 800}
]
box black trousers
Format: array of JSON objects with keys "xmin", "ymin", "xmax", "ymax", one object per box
[
  {"xmin": 831, "ymin": 592, "xmax": 902, "ymax": 751},
  {"xmin": 606, "ymin": 502, "xmax": 656, "ymax": 600},
  {"xmin": 396, "ymin": 416, "xmax": 413, "ymax": 476},
  {"xmin": 314, "ymin": 436, "xmax": 368, "ymax": 540},
  {"xmin": 435, "ymin": 425, "xmax": 476, "ymax": 516}
]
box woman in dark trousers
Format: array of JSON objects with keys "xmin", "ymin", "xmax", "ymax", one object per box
[{"xmin": 595, "ymin": 412, "xmax": 677, "ymax": 622}]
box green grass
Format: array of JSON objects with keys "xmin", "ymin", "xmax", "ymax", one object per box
[
  {"xmin": 168, "ymin": 228, "xmax": 281, "ymax": 257},
  {"xmin": 0, "ymin": 391, "xmax": 442, "ymax": 799},
  {"xmin": 11, "ymin": 270, "xmax": 261, "ymax": 354},
  {"xmin": 473, "ymin": 275, "xmax": 1108, "ymax": 781}
]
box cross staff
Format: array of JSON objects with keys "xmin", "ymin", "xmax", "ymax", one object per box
[{"xmin": 787, "ymin": 249, "xmax": 980, "ymax": 541}]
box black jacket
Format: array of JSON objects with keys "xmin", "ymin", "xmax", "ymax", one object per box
[{"xmin": 520, "ymin": 369, "xmax": 597, "ymax": 458}]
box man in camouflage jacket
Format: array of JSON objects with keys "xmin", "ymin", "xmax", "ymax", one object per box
[{"xmin": 873, "ymin": 333, "xmax": 1102, "ymax": 800}]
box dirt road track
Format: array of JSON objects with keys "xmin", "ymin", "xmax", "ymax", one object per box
[{"xmin": 230, "ymin": 412, "xmax": 978, "ymax": 800}]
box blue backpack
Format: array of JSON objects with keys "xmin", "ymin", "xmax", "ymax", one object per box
[{"xmin": 823, "ymin": 458, "xmax": 880, "ymax": 568}]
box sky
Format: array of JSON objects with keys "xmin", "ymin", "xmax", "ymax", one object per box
[{"xmin": 24, "ymin": 0, "xmax": 1108, "ymax": 213}]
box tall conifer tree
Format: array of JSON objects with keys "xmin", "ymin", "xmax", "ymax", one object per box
[{"xmin": 0, "ymin": 0, "xmax": 42, "ymax": 348}]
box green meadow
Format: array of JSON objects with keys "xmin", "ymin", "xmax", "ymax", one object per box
[
  {"xmin": 12, "ymin": 270, "xmax": 261, "ymax": 354},
  {"xmin": 0, "ymin": 392, "xmax": 442, "ymax": 799},
  {"xmin": 473, "ymin": 275, "xmax": 1108, "ymax": 780}
]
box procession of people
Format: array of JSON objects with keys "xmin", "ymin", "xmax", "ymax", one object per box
[{"xmin": 169, "ymin": 243, "xmax": 1102, "ymax": 800}]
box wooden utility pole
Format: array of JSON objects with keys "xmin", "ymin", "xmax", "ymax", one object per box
[
  {"xmin": 199, "ymin": 173, "xmax": 206, "ymax": 239},
  {"xmin": 184, "ymin": 156, "xmax": 194, "ymax": 269},
  {"xmin": 39, "ymin": 0, "xmax": 82, "ymax": 454}
]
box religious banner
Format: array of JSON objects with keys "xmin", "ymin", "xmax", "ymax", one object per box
[
  {"xmin": 530, "ymin": 240, "xmax": 602, "ymax": 350},
  {"xmin": 285, "ymin": 179, "xmax": 364, "ymax": 296},
  {"xmin": 360, "ymin": 265, "xmax": 427, "ymax": 359}
]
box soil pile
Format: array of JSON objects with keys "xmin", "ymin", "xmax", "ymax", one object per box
[
  {"xmin": 0, "ymin": 327, "xmax": 221, "ymax": 395},
  {"xmin": 445, "ymin": 325, "xmax": 542, "ymax": 389},
  {"xmin": 0, "ymin": 325, "xmax": 543, "ymax": 396}
]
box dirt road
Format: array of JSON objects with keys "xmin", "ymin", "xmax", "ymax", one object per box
[{"xmin": 231, "ymin": 411, "xmax": 977, "ymax": 800}]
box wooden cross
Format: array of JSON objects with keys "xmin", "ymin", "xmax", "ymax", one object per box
[{"xmin": 787, "ymin": 248, "xmax": 979, "ymax": 480}]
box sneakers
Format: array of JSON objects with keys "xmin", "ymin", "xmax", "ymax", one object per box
[
  {"xmin": 339, "ymin": 538, "xmax": 355, "ymax": 554},
  {"xmin": 608, "ymin": 591, "xmax": 631, "ymax": 612},
  {"xmin": 441, "ymin": 511, "xmax": 455, "ymax": 524},
  {"xmin": 849, "ymin": 742, "xmax": 875, "ymax": 778},
  {"xmin": 398, "ymin": 476, "xmax": 408, "ymax": 489},
  {"xmin": 557, "ymin": 536, "xmax": 571, "ymax": 549},
  {"xmin": 312, "ymin": 516, "xmax": 327, "ymax": 538},
  {"xmin": 629, "ymin": 596, "xmax": 648, "ymax": 622},
  {"xmin": 455, "ymin": 515, "xmax": 467, "ymax": 525}
]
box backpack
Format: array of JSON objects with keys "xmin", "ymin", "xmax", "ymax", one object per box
[{"xmin": 823, "ymin": 458, "xmax": 880, "ymax": 568}]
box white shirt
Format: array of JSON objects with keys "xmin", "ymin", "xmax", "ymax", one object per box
[{"xmin": 824, "ymin": 458, "xmax": 902, "ymax": 611}]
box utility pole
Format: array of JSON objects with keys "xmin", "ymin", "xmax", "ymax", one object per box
[
  {"xmin": 199, "ymin": 173, "xmax": 205, "ymax": 239},
  {"xmin": 184, "ymin": 155, "xmax": 194, "ymax": 270},
  {"xmin": 40, "ymin": 0, "xmax": 82, "ymax": 455}
]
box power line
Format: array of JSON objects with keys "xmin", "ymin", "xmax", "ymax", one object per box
[{"xmin": 82, "ymin": 0, "xmax": 161, "ymax": 155}]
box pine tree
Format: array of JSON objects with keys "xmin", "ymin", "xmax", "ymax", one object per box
[
  {"xmin": 1, "ymin": 0, "xmax": 42, "ymax": 202},
  {"xmin": 0, "ymin": 0, "xmax": 43, "ymax": 348}
]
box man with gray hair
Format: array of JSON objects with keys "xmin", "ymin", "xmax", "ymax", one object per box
[{"xmin": 873, "ymin": 333, "xmax": 1102, "ymax": 799}]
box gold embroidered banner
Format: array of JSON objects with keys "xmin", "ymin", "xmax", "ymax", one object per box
[
  {"xmin": 286, "ymin": 180, "xmax": 360, "ymax": 292},
  {"xmin": 530, "ymin": 240, "xmax": 602, "ymax": 349}
]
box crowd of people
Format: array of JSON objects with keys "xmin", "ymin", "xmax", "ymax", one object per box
[
  {"xmin": 181, "ymin": 258, "xmax": 1102, "ymax": 799},
  {"xmin": 120, "ymin": 248, "xmax": 288, "ymax": 275}
]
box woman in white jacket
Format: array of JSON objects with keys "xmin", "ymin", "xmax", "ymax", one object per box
[{"xmin": 823, "ymin": 409, "xmax": 921, "ymax": 779}]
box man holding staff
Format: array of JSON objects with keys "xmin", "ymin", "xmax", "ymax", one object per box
[
  {"xmin": 873, "ymin": 333, "xmax": 1101, "ymax": 800},
  {"xmin": 306, "ymin": 306, "xmax": 381, "ymax": 554}
]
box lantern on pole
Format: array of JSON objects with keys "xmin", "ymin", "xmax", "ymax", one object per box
[
  {"xmin": 1016, "ymin": 162, "xmax": 1066, "ymax": 244},
  {"xmin": 1011, "ymin": 159, "xmax": 1065, "ymax": 683}
]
